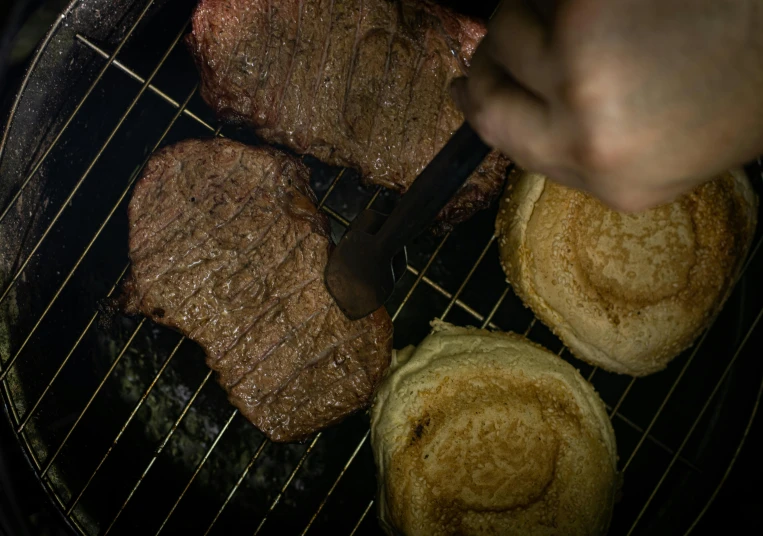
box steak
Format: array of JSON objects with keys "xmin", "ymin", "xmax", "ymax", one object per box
[
  {"xmin": 186, "ymin": 0, "xmax": 510, "ymax": 232},
  {"xmin": 122, "ymin": 138, "xmax": 393, "ymax": 442}
]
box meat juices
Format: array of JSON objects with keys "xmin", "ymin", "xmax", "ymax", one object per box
[
  {"xmin": 186, "ymin": 0, "xmax": 510, "ymax": 231},
  {"xmin": 123, "ymin": 139, "xmax": 393, "ymax": 442}
]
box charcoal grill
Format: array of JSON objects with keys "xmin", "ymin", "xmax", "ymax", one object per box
[{"xmin": 1, "ymin": 1, "xmax": 763, "ymax": 535}]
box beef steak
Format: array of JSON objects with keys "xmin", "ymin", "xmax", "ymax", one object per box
[
  {"xmin": 123, "ymin": 138, "xmax": 393, "ymax": 442},
  {"xmin": 186, "ymin": 0, "xmax": 510, "ymax": 231}
]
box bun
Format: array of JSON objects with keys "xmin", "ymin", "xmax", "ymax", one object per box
[
  {"xmin": 371, "ymin": 321, "xmax": 618, "ymax": 536},
  {"xmin": 496, "ymin": 169, "xmax": 757, "ymax": 376}
]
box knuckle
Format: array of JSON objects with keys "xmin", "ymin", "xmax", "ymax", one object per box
[
  {"xmin": 571, "ymin": 124, "xmax": 627, "ymax": 175},
  {"xmin": 558, "ymin": 57, "xmax": 618, "ymax": 112},
  {"xmin": 600, "ymin": 193, "xmax": 642, "ymax": 213},
  {"xmin": 592, "ymin": 184, "xmax": 657, "ymax": 214},
  {"xmin": 468, "ymin": 99, "xmax": 504, "ymax": 149},
  {"xmin": 507, "ymin": 137, "xmax": 547, "ymax": 174},
  {"xmin": 558, "ymin": 76, "xmax": 602, "ymax": 114},
  {"xmin": 555, "ymin": 76, "xmax": 631, "ymax": 174},
  {"xmin": 556, "ymin": 47, "xmax": 624, "ymax": 114}
]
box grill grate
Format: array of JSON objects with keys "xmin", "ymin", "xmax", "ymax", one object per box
[{"xmin": 1, "ymin": 1, "xmax": 762, "ymax": 535}]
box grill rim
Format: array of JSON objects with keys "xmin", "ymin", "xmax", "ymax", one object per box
[
  {"xmin": 0, "ymin": 1, "xmax": 87, "ymax": 534},
  {"xmin": 0, "ymin": 0, "xmax": 762, "ymax": 534}
]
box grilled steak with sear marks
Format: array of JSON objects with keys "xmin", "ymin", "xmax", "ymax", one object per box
[
  {"xmin": 122, "ymin": 138, "xmax": 393, "ymax": 442},
  {"xmin": 186, "ymin": 0, "xmax": 509, "ymax": 232}
]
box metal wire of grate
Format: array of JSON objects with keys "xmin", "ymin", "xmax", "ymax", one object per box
[{"xmin": 1, "ymin": 3, "xmax": 762, "ymax": 536}]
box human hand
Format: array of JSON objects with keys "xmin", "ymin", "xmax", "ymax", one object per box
[{"xmin": 452, "ymin": 0, "xmax": 763, "ymax": 211}]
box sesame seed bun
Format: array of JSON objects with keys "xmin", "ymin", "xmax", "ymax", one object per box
[
  {"xmin": 495, "ymin": 169, "xmax": 757, "ymax": 376},
  {"xmin": 371, "ymin": 321, "xmax": 618, "ymax": 535}
]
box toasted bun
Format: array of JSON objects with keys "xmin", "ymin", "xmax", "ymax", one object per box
[
  {"xmin": 496, "ymin": 169, "xmax": 758, "ymax": 376},
  {"xmin": 371, "ymin": 321, "xmax": 618, "ymax": 536}
]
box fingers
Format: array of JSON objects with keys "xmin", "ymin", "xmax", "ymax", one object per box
[
  {"xmin": 453, "ymin": 0, "xmax": 687, "ymax": 212},
  {"xmin": 589, "ymin": 177, "xmax": 695, "ymax": 213},
  {"xmin": 452, "ymin": 0, "xmax": 717, "ymax": 215},
  {"xmin": 484, "ymin": 0, "xmax": 555, "ymax": 95},
  {"xmin": 450, "ymin": 0, "xmax": 566, "ymax": 172},
  {"xmin": 451, "ymin": 47, "xmax": 554, "ymax": 173}
]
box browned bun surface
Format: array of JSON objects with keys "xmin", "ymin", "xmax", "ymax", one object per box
[
  {"xmin": 371, "ymin": 321, "xmax": 618, "ymax": 535},
  {"xmin": 496, "ymin": 169, "xmax": 757, "ymax": 376}
]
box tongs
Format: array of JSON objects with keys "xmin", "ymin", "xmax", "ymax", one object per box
[{"xmin": 325, "ymin": 122, "xmax": 491, "ymax": 320}]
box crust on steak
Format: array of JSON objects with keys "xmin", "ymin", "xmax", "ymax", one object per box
[
  {"xmin": 186, "ymin": 0, "xmax": 509, "ymax": 232},
  {"xmin": 123, "ymin": 138, "xmax": 393, "ymax": 441}
]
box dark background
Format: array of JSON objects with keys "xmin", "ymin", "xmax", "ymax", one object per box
[{"xmin": 0, "ymin": 1, "xmax": 760, "ymax": 535}]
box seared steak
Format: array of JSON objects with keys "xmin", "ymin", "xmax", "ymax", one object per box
[
  {"xmin": 186, "ymin": 0, "xmax": 509, "ymax": 231},
  {"xmin": 123, "ymin": 139, "xmax": 393, "ymax": 442}
]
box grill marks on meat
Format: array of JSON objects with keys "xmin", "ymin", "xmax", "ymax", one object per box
[
  {"xmin": 123, "ymin": 139, "xmax": 393, "ymax": 441},
  {"xmin": 187, "ymin": 0, "xmax": 510, "ymax": 232}
]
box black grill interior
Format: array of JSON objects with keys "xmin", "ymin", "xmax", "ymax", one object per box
[{"xmin": 1, "ymin": 1, "xmax": 762, "ymax": 535}]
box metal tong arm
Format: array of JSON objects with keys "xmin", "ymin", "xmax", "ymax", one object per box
[{"xmin": 374, "ymin": 122, "xmax": 491, "ymax": 256}]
